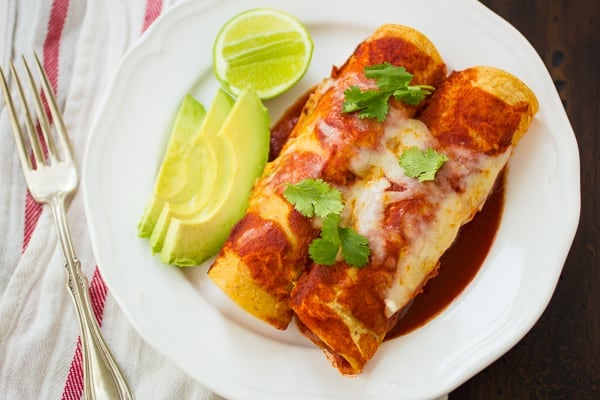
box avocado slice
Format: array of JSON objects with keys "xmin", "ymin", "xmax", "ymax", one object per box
[
  {"xmin": 149, "ymin": 89, "xmax": 235, "ymax": 252},
  {"xmin": 159, "ymin": 89, "xmax": 270, "ymax": 266},
  {"xmin": 137, "ymin": 95, "xmax": 206, "ymax": 238}
]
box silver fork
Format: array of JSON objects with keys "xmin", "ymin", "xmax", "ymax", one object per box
[{"xmin": 0, "ymin": 54, "xmax": 133, "ymax": 400}]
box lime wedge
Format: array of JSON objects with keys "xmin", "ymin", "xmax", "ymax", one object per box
[{"xmin": 213, "ymin": 8, "xmax": 313, "ymax": 100}]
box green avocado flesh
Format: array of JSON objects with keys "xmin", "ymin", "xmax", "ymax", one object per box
[
  {"xmin": 137, "ymin": 95, "xmax": 207, "ymax": 238},
  {"xmin": 138, "ymin": 88, "xmax": 270, "ymax": 267},
  {"xmin": 160, "ymin": 89, "xmax": 270, "ymax": 266},
  {"xmin": 149, "ymin": 89, "xmax": 235, "ymax": 252}
]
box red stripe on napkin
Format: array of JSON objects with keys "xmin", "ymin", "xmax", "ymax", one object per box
[
  {"xmin": 89, "ymin": 267, "xmax": 109, "ymax": 320},
  {"xmin": 60, "ymin": 1, "xmax": 165, "ymax": 398},
  {"xmin": 42, "ymin": 0, "xmax": 68, "ymax": 94},
  {"xmin": 61, "ymin": 338, "xmax": 84, "ymax": 400},
  {"xmin": 61, "ymin": 269, "xmax": 107, "ymax": 400},
  {"xmin": 22, "ymin": 195, "xmax": 42, "ymax": 251},
  {"xmin": 142, "ymin": 0, "xmax": 164, "ymax": 32}
]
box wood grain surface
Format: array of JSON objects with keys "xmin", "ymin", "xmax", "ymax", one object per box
[{"xmin": 449, "ymin": 1, "xmax": 599, "ymax": 399}]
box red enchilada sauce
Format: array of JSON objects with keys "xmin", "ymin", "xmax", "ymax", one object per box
[
  {"xmin": 270, "ymin": 91, "xmax": 505, "ymax": 339},
  {"xmin": 270, "ymin": 90, "xmax": 312, "ymax": 161}
]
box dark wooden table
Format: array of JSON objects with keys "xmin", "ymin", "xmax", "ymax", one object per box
[{"xmin": 449, "ymin": 1, "xmax": 599, "ymax": 399}]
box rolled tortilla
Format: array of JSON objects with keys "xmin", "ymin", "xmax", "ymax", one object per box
[
  {"xmin": 288, "ymin": 65, "xmax": 538, "ymax": 374},
  {"xmin": 208, "ymin": 24, "xmax": 447, "ymax": 329}
]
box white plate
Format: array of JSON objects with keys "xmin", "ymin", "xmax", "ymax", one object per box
[{"xmin": 82, "ymin": 0, "xmax": 580, "ymax": 399}]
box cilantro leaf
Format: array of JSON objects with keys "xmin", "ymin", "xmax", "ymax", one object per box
[
  {"xmin": 308, "ymin": 238, "xmax": 339, "ymax": 265},
  {"xmin": 393, "ymin": 84, "xmax": 435, "ymax": 106},
  {"xmin": 319, "ymin": 213, "xmax": 342, "ymax": 243},
  {"xmin": 338, "ymin": 225, "xmax": 371, "ymax": 268},
  {"xmin": 308, "ymin": 213, "xmax": 371, "ymax": 268},
  {"xmin": 342, "ymin": 63, "xmax": 435, "ymax": 121},
  {"xmin": 399, "ymin": 147, "xmax": 448, "ymax": 182},
  {"xmin": 342, "ymin": 86, "xmax": 390, "ymax": 122},
  {"xmin": 283, "ymin": 178, "xmax": 343, "ymax": 218},
  {"xmin": 364, "ymin": 63, "xmax": 412, "ymax": 91}
]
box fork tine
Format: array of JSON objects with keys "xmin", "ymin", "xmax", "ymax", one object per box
[
  {"xmin": 22, "ymin": 55, "xmax": 59, "ymax": 164},
  {"xmin": 33, "ymin": 53, "xmax": 73, "ymax": 163},
  {"xmin": 0, "ymin": 65, "xmax": 35, "ymax": 172},
  {"xmin": 9, "ymin": 60, "xmax": 47, "ymax": 168}
]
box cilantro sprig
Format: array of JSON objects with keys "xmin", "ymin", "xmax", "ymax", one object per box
[
  {"xmin": 284, "ymin": 179, "xmax": 371, "ymax": 268},
  {"xmin": 342, "ymin": 62, "xmax": 435, "ymax": 122},
  {"xmin": 399, "ymin": 147, "xmax": 448, "ymax": 182}
]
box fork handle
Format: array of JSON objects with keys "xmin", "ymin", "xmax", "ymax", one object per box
[{"xmin": 50, "ymin": 195, "xmax": 134, "ymax": 400}]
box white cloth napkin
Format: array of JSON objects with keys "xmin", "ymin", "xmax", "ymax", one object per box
[
  {"xmin": 0, "ymin": 1, "xmax": 449, "ymax": 399},
  {"xmin": 0, "ymin": 1, "xmax": 221, "ymax": 399}
]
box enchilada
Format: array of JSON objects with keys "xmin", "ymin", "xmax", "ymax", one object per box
[
  {"xmin": 208, "ymin": 24, "xmax": 447, "ymax": 329},
  {"xmin": 288, "ymin": 66, "xmax": 538, "ymax": 374}
]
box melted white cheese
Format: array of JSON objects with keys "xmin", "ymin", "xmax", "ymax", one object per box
[
  {"xmin": 317, "ymin": 120, "xmax": 343, "ymax": 145},
  {"xmin": 343, "ymin": 178, "xmax": 390, "ymax": 263},
  {"xmin": 344, "ymin": 113, "xmax": 433, "ymax": 263},
  {"xmin": 341, "ymin": 111, "xmax": 512, "ymax": 317}
]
